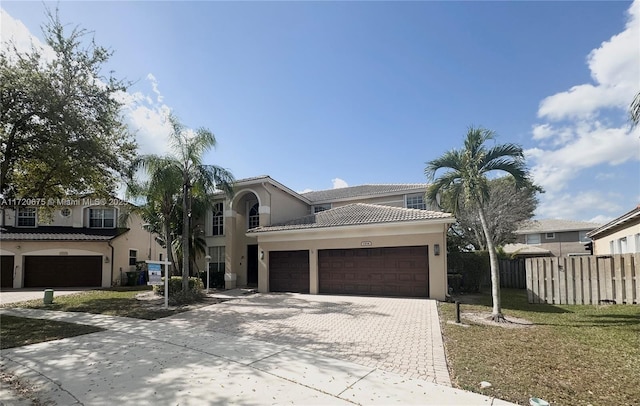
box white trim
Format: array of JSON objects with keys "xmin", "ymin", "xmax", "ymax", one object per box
[{"xmin": 0, "ymin": 249, "xmax": 15, "ymax": 255}]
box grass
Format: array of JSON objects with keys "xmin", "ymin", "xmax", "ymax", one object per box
[
  {"xmin": 1, "ymin": 286, "xmax": 204, "ymax": 320},
  {"xmin": 0, "ymin": 314, "xmax": 103, "ymax": 349},
  {"xmin": 439, "ymin": 289, "xmax": 640, "ymax": 406}
]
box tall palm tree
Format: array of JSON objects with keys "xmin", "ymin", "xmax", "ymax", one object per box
[
  {"xmin": 425, "ymin": 127, "xmax": 529, "ymax": 321},
  {"xmin": 131, "ymin": 114, "xmax": 234, "ymax": 294},
  {"xmin": 631, "ymin": 91, "xmax": 640, "ymax": 126}
]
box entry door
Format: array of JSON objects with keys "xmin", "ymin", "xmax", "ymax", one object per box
[
  {"xmin": 1, "ymin": 256, "xmax": 14, "ymax": 288},
  {"xmin": 247, "ymin": 245, "xmax": 258, "ymax": 286}
]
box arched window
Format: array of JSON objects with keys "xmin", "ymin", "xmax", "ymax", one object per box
[
  {"xmin": 248, "ymin": 203, "xmax": 260, "ymax": 229},
  {"xmin": 212, "ymin": 202, "xmax": 224, "ymax": 236}
]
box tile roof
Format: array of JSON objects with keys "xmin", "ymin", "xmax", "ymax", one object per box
[
  {"xmin": 247, "ymin": 203, "xmax": 453, "ymax": 233},
  {"xmin": 515, "ymin": 219, "xmax": 602, "ymax": 234},
  {"xmin": 502, "ymin": 243, "xmax": 552, "ymax": 255},
  {"xmin": 0, "ymin": 226, "xmax": 127, "ymax": 241},
  {"xmin": 301, "ymin": 184, "xmax": 428, "ymax": 203}
]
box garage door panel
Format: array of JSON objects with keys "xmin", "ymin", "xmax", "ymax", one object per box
[
  {"xmin": 319, "ymin": 246, "xmax": 429, "ymax": 298},
  {"xmin": 24, "ymin": 256, "xmax": 102, "ymax": 288},
  {"xmin": 269, "ymin": 250, "xmax": 309, "ymax": 293}
]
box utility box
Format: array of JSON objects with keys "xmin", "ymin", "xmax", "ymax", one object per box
[{"xmin": 43, "ymin": 289, "xmax": 54, "ymax": 305}]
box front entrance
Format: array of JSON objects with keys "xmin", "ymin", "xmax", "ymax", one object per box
[
  {"xmin": 1, "ymin": 256, "xmax": 14, "ymax": 288},
  {"xmin": 247, "ymin": 245, "xmax": 258, "ymax": 286}
]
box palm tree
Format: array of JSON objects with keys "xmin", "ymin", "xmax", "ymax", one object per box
[
  {"xmin": 631, "ymin": 91, "xmax": 640, "ymax": 126},
  {"xmin": 425, "ymin": 127, "xmax": 529, "ymax": 321},
  {"xmin": 131, "ymin": 114, "xmax": 234, "ymax": 294}
]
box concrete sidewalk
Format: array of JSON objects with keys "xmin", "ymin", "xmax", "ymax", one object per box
[{"xmin": 0, "ymin": 307, "xmax": 516, "ymax": 405}]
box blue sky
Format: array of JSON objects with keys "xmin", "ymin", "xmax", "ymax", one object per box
[{"xmin": 2, "ymin": 1, "xmax": 638, "ymax": 223}]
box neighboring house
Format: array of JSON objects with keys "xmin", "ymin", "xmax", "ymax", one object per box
[
  {"xmin": 198, "ymin": 176, "xmax": 454, "ymax": 300},
  {"xmin": 511, "ymin": 219, "xmax": 602, "ymax": 257},
  {"xmin": 0, "ymin": 199, "xmax": 164, "ymax": 289},
  {"xmin": 586, "ymin": 205, "xmax": 640, "ymax": 255}
]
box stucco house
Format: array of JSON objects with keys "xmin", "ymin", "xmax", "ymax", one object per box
[
  {"xmin": 0, "ymin": 199, "xmax": 164, "ymax": 289},
  {"xmin": 586, "ymin": 205, "xmax": 640, "ymax": 255},
  {"xmin": 197, "ymin": 176, "xmax": 454, "ymax": 300},
  {"xmin": 511, "ymin": 219, "xmax": 602, "ymax": 257}
]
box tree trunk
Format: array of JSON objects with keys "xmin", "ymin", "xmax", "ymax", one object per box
[
  {"xmin": 477, "ymin": 205, "xmax": 504, "ymax": 321},
  {"xmin": 181, "ymin": 180, "xmax": 190, "ymax": 294}
]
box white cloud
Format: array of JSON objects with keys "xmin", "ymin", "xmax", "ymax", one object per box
[
  {"xmin": 1, "ymin": 9, "xmax": 172, "ymax": 157},
  {"xmin": 529, "ymin": 1, "xmax": 640, "ymax": 221},
  {"xmin": 536, "ymin": 190, "xmax": 623, "ymax": 221},
  {"xmin": 0, "ymin": 9, "xmax": 56, "ymax": 62},
  {"xmin": 537, "ymin": 1, "xmax": 640, "ymax": 121},
  {"xmin": 332, "ymin": 178, "xmax": 349, "ymax": 189},
  {"xmin": 589, "ymin": 214, "xmax": 614, "ymax": 224}
]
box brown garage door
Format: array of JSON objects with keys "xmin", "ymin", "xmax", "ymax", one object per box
[
  {"xmin": 24, "ymin": 256, "xmax": 102, "ymax": 288},
  {"xmin": 1, "ymin": 256, "xmax": 14, "ymax": 288},
  {"xmin": 269, "ymin": 250, "xmax": 310, "ymax": 293},
  {"xmin": 319, "ymin": 246, "xmax": 429, "ymax": 297}
]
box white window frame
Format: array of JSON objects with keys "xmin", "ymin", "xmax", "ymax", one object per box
[
  {"xmin": 248, "ymin": 202, "xmax": 259, "ymax": 229},
  {"xmin": 212, "ymin": 202, "xmax": 224, "ymax": 236},
  {"xmin": 405, "ymin": 193, "xmax": 427, "ymax": 210},
  {"xmin": 16, "ymin": 207, "xmax": 37, "ymax": 227},
  {"xmin": 129, "ymin": 249, "xmax": 137, "ymax": 266},
  {"xmin": 89, "ymin": 208, "xmax": 116, "ymax": 229},
  {"xmin": 525, "ymin": 234, "xmax": 541, "ymax": 245},
  {"xmin": 208, "ymin": 246, "xmax": 225, "ymax": 273},
  {"xmin": 545, "ymin": 232, "xmax": 556, "ymax": 239}
]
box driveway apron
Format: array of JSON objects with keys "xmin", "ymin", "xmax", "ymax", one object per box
[{"xmin": 0, "ymin": 293, "xmax": 516, "ymax": 405}]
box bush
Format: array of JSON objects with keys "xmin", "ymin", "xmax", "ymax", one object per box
[
  {"xmin": 447, "ymin": 251, "xmax": 490, "ymax": 293},
  {"xmin": 153, "ymin": 276, "xmax": 204, "ymax": 304},
  {"xmin": 198, "ymin": 270, "xmax": 225, "ymax": 289}
]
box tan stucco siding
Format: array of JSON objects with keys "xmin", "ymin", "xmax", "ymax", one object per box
[{"xmin": 592, "ymin": 221, "xmax": 640, "ymax": 255}]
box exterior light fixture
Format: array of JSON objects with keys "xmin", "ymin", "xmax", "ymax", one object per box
[
  {"xmin": 260, "ymin": 250, "xmax": 264, "ymax": 260},
  {"xmin": 434, "ymin": 244, "xmax": 440, "ymax": 256}
]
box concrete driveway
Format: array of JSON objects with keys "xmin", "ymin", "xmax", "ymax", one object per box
[{"xmin": 0, "ymin": 293, "xmax": 515, "ymax": 405}]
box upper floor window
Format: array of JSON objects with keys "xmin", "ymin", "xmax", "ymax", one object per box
[
  {"xmin": 545, "ymin": 232, "xmax": 555, "ymax": 239},
  {"xmin": 313, "ymin": 204, "xmax": 331, "ymax": 214},
  {"xmin": 89, "ymin": 208, "xmax": 115, "ymax": 228},
  {"xmin": 578, "ymin": 231, "xmax": 590, "ymax": 243},
  {"xmin": 525, "ymin": 234, "xmax": 541, "ymax": 245},
  {"xmin": 406, "ymin": 194, "xmax": 426, "ymax": 210},
  {"xmin": 17, "ymin": 207, "xmax": 36, "ymax": 227},
  {"xmin": 248, "ymin": 203, "xmax": 260, "ymax": 229},
  {"xmin": 212, "ymin": 202, "xmax": 224, "ymax": 236}
]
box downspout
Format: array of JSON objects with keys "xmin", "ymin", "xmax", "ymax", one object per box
[{"xmin": 108, "ymin": 239, "xmax": 115, "ymax": 287}]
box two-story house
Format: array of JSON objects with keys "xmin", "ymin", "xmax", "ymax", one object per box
[
  {"xmin": 198, "ymin": 176, "xmax": 454, "ymax": 300},
  {"xmin": 0, "ymin": 198, "xmax": 164, "ymax": 289},
  {"xmin": 510, "ymin": 219, "xmax": 602, "ymax": 257}
]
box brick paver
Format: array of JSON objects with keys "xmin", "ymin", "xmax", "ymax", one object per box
[{"xmin": 167, "ymin": 293, "xmax": 452, "ymax": 386}]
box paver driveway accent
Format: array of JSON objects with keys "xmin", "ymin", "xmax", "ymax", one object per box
[{"xmin": 164, "ymin": 293, "xmax": 451, "ymax": 386}]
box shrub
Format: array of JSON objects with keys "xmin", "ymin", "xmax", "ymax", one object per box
[
  {"xmin": 447, "ymin": 251, "xmax": 490, "ymax": 293},
  {"xmin": 198, "ymin": 270, "xmax": 225, "ymax": 289},
  {"xmin": 153, "ymin": 276, "xmax": 204, "ymax": 304}
]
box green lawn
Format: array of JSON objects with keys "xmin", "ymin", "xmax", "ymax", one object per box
[
  {"xmin": 1, "ymin": 287, "xmax": 183, "ymax": 320},
  {"xmin": 439, "ymin": 289, "xmax": 640, "ymax": 406}
]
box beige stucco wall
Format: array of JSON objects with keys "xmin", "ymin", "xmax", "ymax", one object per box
[
  {"xmin": 592, "ymin": 221, "xmax": 640, "ymax": 255},
  {"xmin": 253, "ymin": 221, "xmax": 451, "ymax": 301}
]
